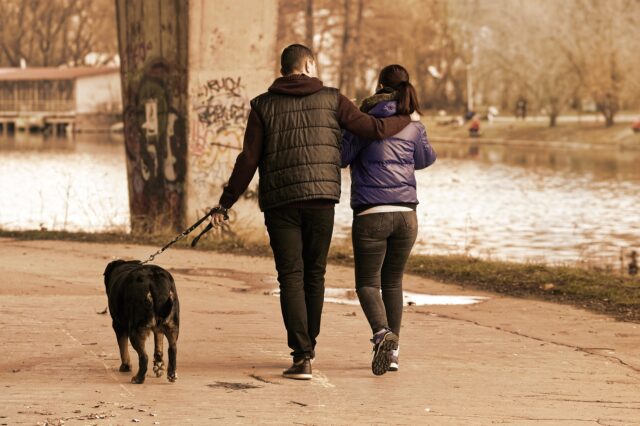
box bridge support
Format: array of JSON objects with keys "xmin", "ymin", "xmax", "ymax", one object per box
[{"xmin": 116, "ymin": 0, "xmax": 277, "ymax": 234}]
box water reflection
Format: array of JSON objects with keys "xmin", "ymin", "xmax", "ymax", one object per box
[
  {"xmin": 1, "ymin": 135, "xmax": 639, "ymax": 266},
  {"xmin": 0, "ymin": 134, "xmax": 129, "ymax": 232},
  {"xmin": 270, "ymin": 288, "xmax": 488, "ymax": 306},
  {"xmin": 0, "ymin": 132, "xmax": 77, "ymax": 151},
  {"xmin": 336, "ymin": 141, "xmax": 640, "ymax": 266},
  {"xmin": 434, "ymin": 142, "xmax": 640, "ymax": 182}
]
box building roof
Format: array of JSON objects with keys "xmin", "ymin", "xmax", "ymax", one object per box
[{"xmin": 0, "ymin": 66, "xmax": 119, "ymax": 81}]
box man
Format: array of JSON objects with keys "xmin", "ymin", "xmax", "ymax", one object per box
[{"xmin": 211, "ymin": 44, "xmax": 411, "ymax": 380}]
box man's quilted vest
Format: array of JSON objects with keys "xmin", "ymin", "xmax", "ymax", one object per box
[{"xmin": 250, "ymin": 87, "xmax": 342, "ymax": 211}]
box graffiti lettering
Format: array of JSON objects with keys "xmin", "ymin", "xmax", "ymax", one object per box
[
  {"xmin": 196, "ymin": 102, "xmax": 249, "ymax": 130},
  {"xmin": 200, "ymin": 76, "xmax": 243, "ymax": 98},
  {"xmin": 188, "ymin": 75, "xmax": 259, "ymax": 209},
  {"xmin": 193, "ymin": 77, "xmax": 250, "ymax": 129}
]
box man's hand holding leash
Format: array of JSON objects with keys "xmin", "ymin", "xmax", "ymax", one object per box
[{"xmin": 210, "ymin": 205, "xmax": 229, "ymax": 228}]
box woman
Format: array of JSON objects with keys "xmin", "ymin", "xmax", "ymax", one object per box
[{"xmin": 341, "ymin": 64, "xmax": 436, "ymax": 376}]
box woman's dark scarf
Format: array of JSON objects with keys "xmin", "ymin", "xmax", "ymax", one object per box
[{"xmin": 359, "ymin": 87, "xmax": 399, "ymax": 113}]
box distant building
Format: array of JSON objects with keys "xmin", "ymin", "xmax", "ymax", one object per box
[{"xmin": 0, "ymin": 67, "xmax": 121, "ymax": 135}]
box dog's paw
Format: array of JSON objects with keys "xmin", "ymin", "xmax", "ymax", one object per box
[
  {"xmin": 167, "ymin": 372, "xmax": 177, "ymax": 383},
  {"xmin": 119, "ymin": 363, "xmax": 131, "ymax": 372},
  {"xmin": 131, "ymin": 375, "xmax": 145, "ymax": 384},
  {"xmin": 153, "ymin": 361, "xmax": 165, "ymax": 377}
]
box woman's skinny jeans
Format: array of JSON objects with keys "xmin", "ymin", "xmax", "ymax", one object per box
[{"xmin": 352, "ymin": 211, "xmax": 418, "ymax": 336}]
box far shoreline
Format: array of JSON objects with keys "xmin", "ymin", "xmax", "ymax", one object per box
[{"xmin": 424, "ymin": 117, "xmax": 640, "ymax": 150}]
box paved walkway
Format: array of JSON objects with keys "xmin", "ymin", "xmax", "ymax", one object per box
[{"xmin": 1, "ymin": 238, "xmax": 639, "ymax": 425}]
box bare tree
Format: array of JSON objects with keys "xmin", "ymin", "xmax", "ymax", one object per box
[
  {"xmin": 277, "ymin": 0, "xmax": 640, "ymax": 118},
  {"xmin": 0, "ymin": 0, "xmax": 117, "ymax": 68},
  {"xmin": 337, "ymin": 0, "xmax": 351, "ymax": 93},
  {"xmin": 483, "ymin": 0, "xmax": 579, "ymax": 126},
  {"xmin": 558, "ymin": 0, "xmax": 639, "ymax": 126},
  {"xmin": 305, "ymin": 0, "xmax": 314, "ymax": 49}
]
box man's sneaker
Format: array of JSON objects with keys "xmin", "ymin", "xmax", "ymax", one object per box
[
  {"xmin": 371, "ymin": 329, "xmax": 399, "ymax": 376},
  {"xmin": 389, "ymin": 347, "xmax": 400, "ymax": 372},
  {"xmin": 283, "ymin": 358, "xmax": 312, "ymax": 380}
]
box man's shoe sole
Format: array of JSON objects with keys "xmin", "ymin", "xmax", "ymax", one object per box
[
  {"xmin": 283, "ymin": 373, "xmax": 312, "ymax": 380},
  {"xmin": 372, "ymin": 332, "xmax": 399, "ymax": 376}
]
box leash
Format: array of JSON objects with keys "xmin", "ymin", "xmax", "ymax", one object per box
[{"xmin": 140, "ymin": 207, "xmax": 229, "ymax": 264}]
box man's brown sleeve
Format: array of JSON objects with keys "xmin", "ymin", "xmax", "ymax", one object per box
[
  {"xmin": 336, "ymin": 93, "xmax": 410, "ymax": 139},
  {"xmin": 218, "ymin": 109, "xmax": 263, "ymax": 209}
]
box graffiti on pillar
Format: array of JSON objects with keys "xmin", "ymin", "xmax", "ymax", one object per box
[
  {"xmin": 194, "ymin": 77, "xmax": 249, "ymax": 130},
  {"xmin": 123, "ymin": 59, "xmax": 188, "ymax": 232},
  {"xmin": 125, "ymin": 40, "xmax": 154, "ymax": 69},
  {"xmin": 189, "ymin": 76, "xmax": 258, "ymax": 203}
]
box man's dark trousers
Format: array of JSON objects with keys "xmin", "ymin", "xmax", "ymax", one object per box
[{"xmin": 264, "ymin": 206, "xmax": 334, "ymax": 361}]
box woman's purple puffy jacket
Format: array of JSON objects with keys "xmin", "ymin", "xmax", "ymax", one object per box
[{"xmin": 341, "ymin": 100, "xmax": 436, "ymax": 210}]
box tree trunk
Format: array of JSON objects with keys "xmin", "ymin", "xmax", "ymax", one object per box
[
  {"xmin": 604, "ymin": 110, "xmax": 615, "ymax": 127},
  {"xmin": 597, "ymin": 94, "xmax": 618, "ymax": 127},
  {"xmin": 305, "ymin": 0, "xmax": 314, "ymax": 50},
  {"xmin": 548, "ymin": 98, "xmax": 560, "ymax": 127},
  {"xmin": 350, "ymin": 0, "xmax": 365, "ymax": 101},
  {"xmin": 338, "ymin": 0, "xmax": 351, "ymax": 92}
]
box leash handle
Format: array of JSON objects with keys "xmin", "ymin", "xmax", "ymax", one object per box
[
  {"xmin": 190, "ymin": 223, "xmax": 213, "ymax": 247},
  {"xmin": 140, "ymin": 206, "xmax": 229, "ymax": 264},
  {"xmin": 190, "ymin": 207, "xmax": 229, "ymax": 247}
]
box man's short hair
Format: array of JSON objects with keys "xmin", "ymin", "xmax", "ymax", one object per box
[{"xmin": 280, "ymin": 44, "xmax": 315, "ymax": 75}]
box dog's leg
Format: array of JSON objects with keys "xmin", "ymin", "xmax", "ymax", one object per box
[
  {"xmin": 113, "ymin": 321, "xmax": 131, "ymax": 372},
  {"xmin": 152, "ymin": 330, "xmax": 165, "ymax": 377},
  {"xmin": 129, "ymin": 330, "xmax": 148, "ymax": 384},
  {"xmin": 165, "ymin": 328, "xmax": 178, "ymax": 382}
]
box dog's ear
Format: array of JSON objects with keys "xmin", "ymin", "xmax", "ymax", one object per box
[{"xmin": 103, "ymin": 259, "xmax": 125, "ymax": 281}]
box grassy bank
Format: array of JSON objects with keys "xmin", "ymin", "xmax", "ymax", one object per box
[
  {"xmin": 0, "ymin": 228, "xmax": 273, "ymax": 258},
  {"xmin": 425, "ymin": 118, "xmax": 640, "ymax": 147},
  {"xmin": 2, "ymin": 229, "xmax": 639, "ymax": 322}
]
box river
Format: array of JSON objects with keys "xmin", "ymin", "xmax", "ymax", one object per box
[{"xmin": 1, "ymin": 134, "xmax": 639, "ymax": 267}]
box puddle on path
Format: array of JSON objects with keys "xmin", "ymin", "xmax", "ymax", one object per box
[{"xmin": 270, "ymin": 288, "xmax": 487, "ymax": 306}]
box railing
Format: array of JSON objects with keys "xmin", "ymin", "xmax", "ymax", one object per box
[{"xmin": 0, "ymin": 100, "xmax": 76, "ymax": 113}]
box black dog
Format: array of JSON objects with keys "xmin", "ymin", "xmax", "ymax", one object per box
[{"xmin": 103, "ymin": 260, "xmax": 180, "ymax": 384}]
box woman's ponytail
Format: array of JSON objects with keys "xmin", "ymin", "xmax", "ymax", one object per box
[
  {"xmin": 395, "ymin": 80, "xmax": 421, "ymax": 115},
  {"xmin": 378, "ymin": 64, "xmax": 422, "ymax": 115}
]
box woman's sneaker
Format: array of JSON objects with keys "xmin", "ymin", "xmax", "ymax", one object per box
[
  {"xmin": 371, "ymin": 329, "xmax": 399, "ymax": 376},
  {"xmin": 389, "ymin": 347, "xmax": 400, "ymax": 372},
  {"xmin": 283, "ymin": 358, "xmax": 312, "ymax": 380}
]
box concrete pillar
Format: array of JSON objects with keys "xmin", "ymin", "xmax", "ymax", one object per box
[
  {"xmin": 185, "ymin": 1, "xmax": 277, "ymax": 240},
  {"xmin": 116, "ymin": 0, "xmax": 190, "ymax": 233},
  {"xmin": 116, "ymin": 0, "xmax": 277, "ymax": 235}
]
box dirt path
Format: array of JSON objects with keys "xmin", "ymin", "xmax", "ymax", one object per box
[{"xmin": 1, "ymin": 238, "xmax": 639, "ymax": 425}]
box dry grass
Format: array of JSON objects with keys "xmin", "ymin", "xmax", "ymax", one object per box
[{"xmin": 2, "ymin": 228, "xmax": 639, "ymax": 322}]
